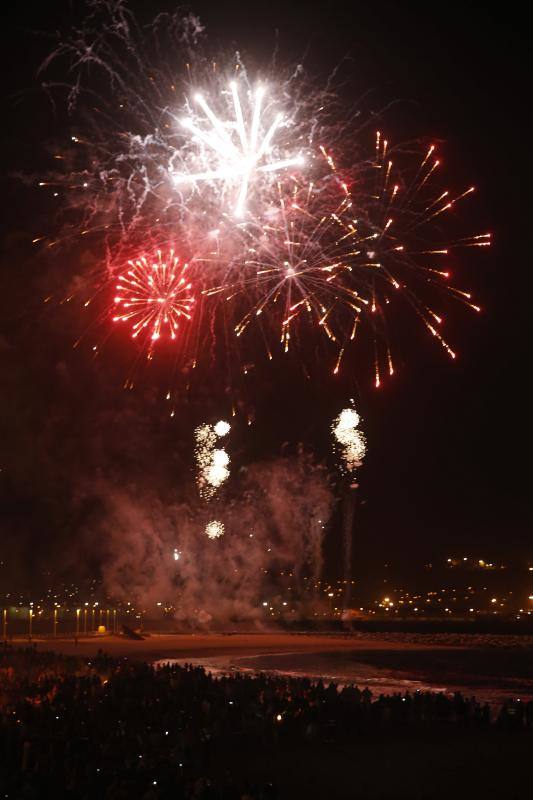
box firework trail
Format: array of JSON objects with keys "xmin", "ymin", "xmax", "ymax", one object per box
[
  {"xmin": 332, "ymin": 404, "xmax": 366, "ymax": 610},
  {"xmin": 33, "ymin": 1, "xmax": 489, "ymax": 399}
]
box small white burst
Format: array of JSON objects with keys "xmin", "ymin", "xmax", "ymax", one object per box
[
  {"xmin": 214, "ymin": 419, "xmax": 231, "ymax": 437},
  {"xmin": 173, "ymin": 548, "xmax": 181, "ymax": 561},
  {"xmin": 173, "ymin": 83, "xmax": 304, "ymax": 217},
  {"xmin": 332, "ymin": 406, "xmax": 366, "ymax": 474},
  {"xmin": 205, "ymin": 520, "xmax": 225, "ymax": 539}
]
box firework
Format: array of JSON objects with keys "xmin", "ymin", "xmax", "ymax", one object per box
[
  {"xmin": 194, "ymin": 420, "xmax": 231, "ymax": 500},
  {"xmin": 112, "ymin": 249, "xmax": 195, "ymax": 343},
  {"xmin": 217, "ymin": 175, "xmax": 357, "ymax": 356},
  {"xmin": 319, "ymin": 136, "xmax": 489, "ymax": 384},
  {"xmin": 172, "ymin": 82, "xmax": 305, "ymax": 217},
  {"xmin": 332, "ymin": 403, "xmax": 366, "ymax": 611},
  {"xmin": 332, "ymin": 406, "xmax": 366, "ymax": 475},
  {"xmin": 218, "ymin": 143, "xmax": 489, "ymax": 383},
  {"xmin": 205, "ymin": 520, "xmax": 225, "ymax": 539},
  {"xmin": 207, "ymin": 448, "xmax": 230, "ymax": 487},
  {"xmin": 214, "ymin": 419, "xmax": 231, "ymax": 436},
  {"xmin": 36, "ymin": 4, "xmax": 489, "ymax": 393}
]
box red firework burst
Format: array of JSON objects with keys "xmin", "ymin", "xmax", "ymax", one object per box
[{"xmin": 113, "ymin": 249, "xmax": 195, "ymax": 342}]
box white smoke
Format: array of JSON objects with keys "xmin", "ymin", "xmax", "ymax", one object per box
[{"xmin": 96, "ymin": 451, "xmax": 333, "ymax": 623}]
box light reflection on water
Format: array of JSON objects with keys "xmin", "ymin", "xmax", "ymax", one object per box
[{"xmin": 156, "ymin": 653, "xmax": 446, "ymax": 697}]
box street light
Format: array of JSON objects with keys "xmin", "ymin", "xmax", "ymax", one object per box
[{"xmin": 76, "ymin": 608, "xmax": 80, "ymax": 637}]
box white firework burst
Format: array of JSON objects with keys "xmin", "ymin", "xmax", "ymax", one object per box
[
  {"xmin": 332, "ymin": 407, "xmax": 366, "ymax": 475},
  {"xmin": 194, "ymin": 421, "xmax": 231, "ymax": 499},
  {"xmin": 172, "ymin": 82, "xmax": 305, "ymax": 217},
  {"xmin": 205, "ymin": 520, "xmax": 225, "ymax": 539}
]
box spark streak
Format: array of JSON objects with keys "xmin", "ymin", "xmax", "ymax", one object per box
[{"xmin": 173, "ymin": 83, "xmax": 305, "ymax": 217}]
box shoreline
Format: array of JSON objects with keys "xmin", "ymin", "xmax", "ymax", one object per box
[{"xmin": 6, "ymin": 630, "xmax": 533, "ymax": 705}]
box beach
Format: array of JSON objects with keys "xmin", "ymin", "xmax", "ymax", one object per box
[{"xmin": 18, "ymin": 630, "xmax": 533, "ymax": 705}]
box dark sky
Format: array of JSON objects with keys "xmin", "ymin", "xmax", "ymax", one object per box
[{"xmin": 0, "ymin": 0, "xmax": 530, "ymax": 586}]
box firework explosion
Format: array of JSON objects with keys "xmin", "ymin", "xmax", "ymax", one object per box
[
  {"xmin": 214, "ymin": 419, "xmax": 231, "ymax": 436},
  {"xmin": 332, "ymin": 406, "xmax": 366, "ymax": 475},
  {"xmin": 34, "ymin": 1, "xmax": 489, "ymax": 397},
  {"xmin": 194, "ymin": 420, "xmax": 231, "ymax": 502},
  {"xmin": 172, "ymin": 82, "xmax": 305, "ymax": 217},
  {"xmin": 194, "ymin": 419, "xmax": 232, "ymax": 539},
  {"xmin": 113, "ymin": 249, "xmax": 195, "ymax": 343},
  {"xmin": 205, "ymin": 520, "xmax": 225, "ymax": 539},
  {"xmin": 332, "ymin": 403, "xmax": 366, "ymax": 610},
  {"xmin": 221, "ymin": 144, "xmax": 487, "ymax": 383}
]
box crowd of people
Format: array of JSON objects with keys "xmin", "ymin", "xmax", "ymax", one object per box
[{"xmin": 1, "ymin": 646, "xmax": 532, "ymax": 798}]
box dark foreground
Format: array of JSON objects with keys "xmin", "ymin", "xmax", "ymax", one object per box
[{"xmin": 1, "ymin": 647, "xmax": 531, "ymax": 799}]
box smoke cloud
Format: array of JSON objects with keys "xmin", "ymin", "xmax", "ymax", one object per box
[{"xmin": 95, "ymin": 450, "xmax": 333, "ymax": 623}]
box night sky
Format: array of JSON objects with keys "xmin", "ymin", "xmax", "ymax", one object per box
[{"xmin": 0, "ymin": 1, "xmax": 530, "ymax": 592}]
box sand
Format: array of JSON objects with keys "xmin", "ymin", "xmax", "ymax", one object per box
[
  {"xmin": 13, "ymin": 630, "xmax": 450, "ymax": 659},
  {"xmin": 9, "ymin": 631, "xmax": 533, "ymax": 703}
]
